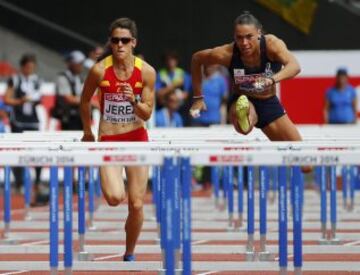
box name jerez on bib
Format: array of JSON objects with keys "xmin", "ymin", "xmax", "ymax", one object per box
[{"xmin": 103, "ymin": 93, "xmax": 138, "ymax": 124}]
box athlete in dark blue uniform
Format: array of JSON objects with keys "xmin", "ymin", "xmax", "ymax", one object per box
[{"xmin": 190, "ymin": 11, "xmax": 304, "ymax": 144}]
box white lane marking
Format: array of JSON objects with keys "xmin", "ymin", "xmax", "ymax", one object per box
[
  {"xmin": 21, "ymin": 240, "xmax": 48, "ymax": 246},
  {"xmin": 344, "ymin": 240, "xmax": 360, "ymax": 246},
  {"xmin": 0, "ymin": 271, "xmax": 29, "ymax": 275},
  {"xmin": 197, "ymin": 271, "xmax": 219, "ymax": 275},
  {"xmin": 94, "ymin": 253, "xmax": 122, "ymax": 261},
  {"xmin": 192, "ymin": 240, "xmax": 209, "ymax": 245},
  {"xmin": 275, "ymin": 254, "xmax": 293, "ymax": 261}
]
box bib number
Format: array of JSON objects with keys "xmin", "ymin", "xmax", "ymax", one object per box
[{"xmin": 103, "ymin": 93, "xmax": 137, "ymax": 123}]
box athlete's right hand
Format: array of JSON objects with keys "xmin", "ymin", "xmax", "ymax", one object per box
[
  {"xmin": 81, "ymin": 132, "xmax": 95, "ymax": 142},
  {"xmin": 189, "ymin": 98, "xmax": 207, "ymax": 118}
]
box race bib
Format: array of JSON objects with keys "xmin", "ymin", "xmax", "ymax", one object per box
[
  {"xmin": 234, "ymin": 72, "xmax": 264, "ymax": 92},
  {"xmin": 103, "ymin": 93, "xmax": 137, "ymax": 124}
]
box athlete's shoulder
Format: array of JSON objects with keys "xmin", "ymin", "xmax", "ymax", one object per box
[
  {"xmin": 265, "ymin": 34, "xmax": 286, "ymax": 49},
  {"xmin": 141, "ymin": 60, "xmax": 156, "ymax": 83}
]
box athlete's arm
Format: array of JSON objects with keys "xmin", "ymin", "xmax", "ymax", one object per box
[
  {"xmin": 190, "ymin": 44, "xmax": 231, "ymax": 117},
  {"xmin": 191, "ymin": 44, "xmax": 231, "ymax": 98},
  {"xmin": 130, "ymin": 62, "xmax": 156, "ymax": 121},
  {"xmin": 80, "ymin": 63, "xmax": 103, "ymax": 140},
  {"xmin": 266, "ymin": 35, "xmax": 301, "ymax": 82}
]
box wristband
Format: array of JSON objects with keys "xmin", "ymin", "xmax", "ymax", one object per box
[{"xmin": 193, "ymin": 95, "xmax": 204, "ymax": 100}]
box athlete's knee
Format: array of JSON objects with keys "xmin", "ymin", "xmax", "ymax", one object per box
[
  {"xmin": 105, "ymin": 194, "xmax": 126, "ymax": 207},
  {"xmin": 129, "ymin": 199, "xmax": 144, "ymax": 213}
]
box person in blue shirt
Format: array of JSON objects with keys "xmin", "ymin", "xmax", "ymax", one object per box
[
  {"xmin": 155, "ymin": 91, "xmax": 183, "ymax": 127},
  {"xmin": 324, "ymin": 68, "xmax": 357, "ymax": 124},
  {"xmin": 0, "ymin": 100, "xmax": 8, "ymax": 133},
  {"xmin": 192, "ymin": 65, "xmax": 228, "ymax": 126},
  {"xmin": 156, "ymin": 50, "xmax": 191, "ymax": 125}
]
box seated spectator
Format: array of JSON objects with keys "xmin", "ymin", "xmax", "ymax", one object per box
[
  {"xmin": 192, "ymin": 65, "xmax": 228, "ymax": 126},
  {"xmin": 155, "ymin": 91, "xmax": 183, "ymax": 127},
  {"xmin": 324, "ymin": 68, "xmax": 357, "ymax": 124}
]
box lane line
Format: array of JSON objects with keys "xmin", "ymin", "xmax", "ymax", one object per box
[
  {"xmin": 344, "ymin": 240, "xmax": 360, "ymax": 246},
  {"xmin": 93, "ymin": 253, "xmax": 122, "ymax": 261},
  {"xmin": 0, "ymin": 271, "xmax": 29, "ymax": 275},
  {"xmin": 21, "ymin": 240, "xmax": 48, "ymax": 246},
  {"xmin": 274, "ymin": 254, "xmax": 294, "ymax": 261},
  {"xmin": 197, "ymin": 271, "xmax": 219, "ymax": 275}
]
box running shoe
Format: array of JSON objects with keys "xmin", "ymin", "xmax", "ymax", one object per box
[{"xmin": 235, "ymin": 95, "xmax": 250, "ymax": 132}]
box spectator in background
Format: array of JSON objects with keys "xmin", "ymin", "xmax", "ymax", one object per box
[
  {"xmin": 155, "ymin": 91, "xmax": 183, "ymax": 127},
  {"xmin": 4, "ymin": 53, "xmax": 46, "ymax": 205},
  {"xmin": 192, "ymin": 65, "xmax": 228, "ymax": 126},
  {"xmin": 84, "ymin": 46, "xmax": 104, "ymax": 70},
  {"xmin": 53, "ymin": 50, "xmax": 85, "ymax": 130},
  {"xmin": 0, "ymin": 99, "xmax": 8, "ymax": 133},
  {"xmin": 324, "ymin": 68, "xmax": 357, "ymax": 124},
  {"xmin": 156, "ymin": 50, "xmax": 191, "ymax": 124}
]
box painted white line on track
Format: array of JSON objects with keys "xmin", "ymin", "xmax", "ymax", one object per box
[
  {"xmin": 192, "ymin": 240, "xmax": 209, "ymax": 245},
  {"xmin": 21, "ymin": 240, "xmax": 48, "ymax": 246},
  {"xmin": 94, "ymin": 253, "xmax": 122, "ymax": 261},
  {"xmin": 0, "ymin": 271, "xmax": 29, "ymax": 275},
  {"xmin": 274, "ymin": 254, "xmax": 294, "ymax": 261},
  {"xmin": 197, "ymin": 271, "xmax": 219, "ymax": 275},
  {"xmin": 344, "ymin": 240, "xmax": 360, "ymax": 246}
]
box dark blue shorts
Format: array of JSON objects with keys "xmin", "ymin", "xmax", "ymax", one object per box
[{"xmin": 229, "ymin": 95, "xmax": 286, "ymax": 129}]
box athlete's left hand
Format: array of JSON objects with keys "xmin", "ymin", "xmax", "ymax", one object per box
[
  {"xmin": 121, "ymin": 83, "xmax": 136, "ymax": 104},
  {"xmin": 253, "ymin": 77, "xmax": 275, "ymax": 92}
]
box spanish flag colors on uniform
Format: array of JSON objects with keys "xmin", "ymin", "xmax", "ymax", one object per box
[{"xmin": 257, "ymin": 0, "xmax": 318, "ymax": 34}]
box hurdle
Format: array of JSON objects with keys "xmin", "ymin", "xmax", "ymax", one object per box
[
  {"xmin": 1, "ymin": 142, "xmax": 360, "ymax": 274},
  {"xmin": 1, "ymin": 139, "xmax": 359, "ymax": 256}
]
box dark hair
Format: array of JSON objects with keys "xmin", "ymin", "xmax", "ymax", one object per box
[
  {"xmin": 97, "ymin": 17, "xmax": 137, "ymax": 61},
  {"xmin": 234, "ymin": 11, "xmax": 262, "ymax": 30},
  {"xmin": 20, "ymin": 53, "xmax": 36, "ymax": 67},
  {"xmin": 162, "ymin": 50, "xmax": 179, "ymax": 63}
]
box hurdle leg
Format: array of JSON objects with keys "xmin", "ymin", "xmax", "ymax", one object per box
[
  {"xmin": 245, "ymin": 166, "xmax": 255, "ymax": 261},
  {"xmin": 226, "ymin": 166, "xmax": 235, "ymax": 231},
  {"xmin": 94, "ymin": 167, "xmax": 102, "ymax": 211},
  {"xmin": 163, "ymin": 157, "xmax": 175, "ymax": 274},
  {"xmin": 23, "ymin": 167, "xmax": 32, "ymax": 221},
  {"xmin": 341, "ymin": 166, "xmax": 348, "ymax": 210},
  {"xmin": 349, "ymin": 166, "xmax": 356, "ymax": 211},
  {"xmin": 77, "ymin": 167, "xmax": 93, "ymax": 261},
  {"xmin": 49, "ymin": 166, "xmax": 59, "ymax": 275},
  {"xmin": 211, "ymin": 167, "xmax": 220, "ymax": 209},
  {"xmin": 181, "ymin": 157, "xmax": 192, "ymax": 275},
  {"xmin": 1, "ymin": 166, "xmax": 17, "ymax": 244},
  {"xmin": 319, "ymin": 166, "xmax": 328, "ymax": 244},
  {"xmin": 235, "ymin": 166, "xmax": 244, "ymax": 230},
  {"xmin": 88, "ymin": 167, "xmax": 96, "ymax": 231},
  {"xmin": 292, "ymin": 167, "xmax": 303, "ymax": 275},
  {"xmin": 259, "ymin": 166, "xmax": 271, "ymax": 260},
  {"xmin": 278, "ymin": 166, "xmax": 287, "ymax": 275},
  {"xmin": 63, "ymin": 167, "xmax": 73, "ymax": 275},
  {"xmin": 173, "ymin": 158, "xmax": 181, "ymax": 270},
  {"xmin": 329, "ymin": 165, "xmax": 340, "ymax": 244}
]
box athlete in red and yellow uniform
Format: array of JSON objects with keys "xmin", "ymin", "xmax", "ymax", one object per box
[{"xmin": 80, "ymin": 18, "xmax": 156, "ymax": 262}]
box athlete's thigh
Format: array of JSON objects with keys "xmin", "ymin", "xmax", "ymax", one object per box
[
  {"xmin": 261, "ymin": 114, "xmax": 302, "ymax": 141},
  {"xmin": 125, "ymin": 166, "xmax": 149, "ymax": 203},
  {"xmin": 100, "ymin": 165, "xmax": 125, "ymax": 198}
]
